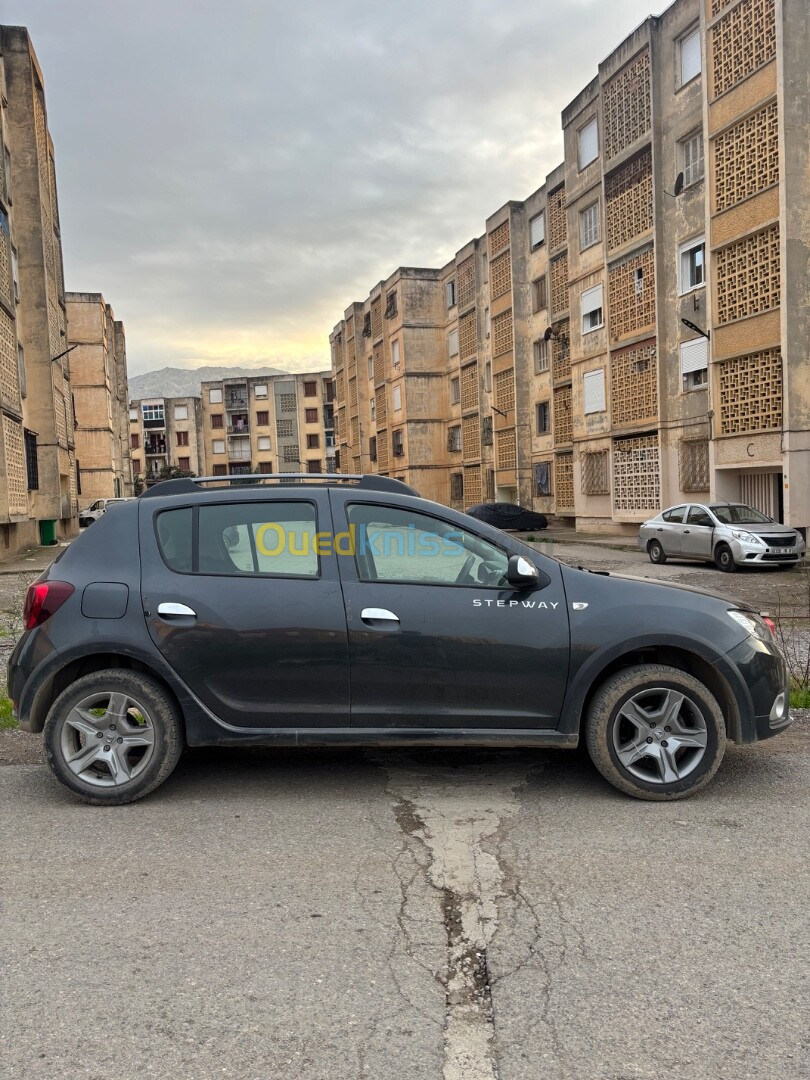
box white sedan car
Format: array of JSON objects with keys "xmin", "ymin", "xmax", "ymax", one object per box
[{"xmin": 638, "ymin": 502, "xmax": 806, "ymax": 572}]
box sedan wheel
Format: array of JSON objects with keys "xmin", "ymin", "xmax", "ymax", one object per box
[
  {"xmin": 715, "ymin": 543, "xmax": 737, "ymax": 573},
  {"xmin": 585, "ymin": 664, "xmax": 726, "ymax": 800},
  {"xmin": 44, "ymin": 670, "xmax": 183, "ymax": 804},
  {"xmin": 648, "ymin": 539, "xmax": 667, "ymax": 565}
]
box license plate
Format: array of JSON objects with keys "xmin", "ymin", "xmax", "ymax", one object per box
[{"xmin": 770, "ymin": 547, "xmax": 789, "ymax": 554}]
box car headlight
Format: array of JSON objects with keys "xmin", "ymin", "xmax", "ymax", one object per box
[
  {"xmin": 728, "ymin": 609, "xmax": 775, "ymax": 643},
  {"xmin": 731, "ymin": 529, "xmax": 765, "ymax": 545}
]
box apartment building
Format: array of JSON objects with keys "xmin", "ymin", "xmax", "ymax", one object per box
[
  {"xmin": 199, "ymin": 371, "xmax": 335, "ymax": 478},
  {"xmin": 67, "ymin": 292, "xmax": 132, "ymax": 504},
  {"xmin": 331, "ymin": 0, "xmax": 809, "ymax": 533},
  {"xmin": 0, "ymin": 26, "xmax": 77, "ymax": 554},
  {"xmin": 129, "ymin": 396, "xmax": 204, "ymax": 486}
]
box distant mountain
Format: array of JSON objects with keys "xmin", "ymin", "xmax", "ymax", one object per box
[{"xmin": 128, "ymin": 364, "xmax": 290, "ymax": 402}]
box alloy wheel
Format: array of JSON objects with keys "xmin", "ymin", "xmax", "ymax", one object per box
[
  {"xmin": 611, "ymin": 687, "xmax": 708, "ymax": 785},
  {"xmin": 59, "ymin": 691, "xmax": 156, "ymax": 787}
]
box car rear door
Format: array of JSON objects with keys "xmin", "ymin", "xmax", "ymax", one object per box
[
  {"xmin": 654, "ymin": 505, "xmax": 687, "ymax": 554},
  {"xmin": 329, "ymin": 491, "xmax": 570, "ymax": 729},
  {"xmin": 139, "ymin": 489, "xmax": 350, "ymax": 728}
]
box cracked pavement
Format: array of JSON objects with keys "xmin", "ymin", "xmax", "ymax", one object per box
[{"xmin": 2, "ymin": 721, "xmax": 808, "ymax": 1080}]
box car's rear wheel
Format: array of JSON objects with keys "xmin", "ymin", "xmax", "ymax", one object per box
[
  {"xmin": 647, "ymin": 539, "xmax": 667, "ymax": 565},
  {"xmin": 585, "ymin": 665, "xmax": 726, "ymax": 801},
  {"xmin": 43, "ymin": 670, "xmax": 183, "ymax": 805},
  {"xmin": 714, "ymin": 543, "xmax": 736, "ymax": 573}
]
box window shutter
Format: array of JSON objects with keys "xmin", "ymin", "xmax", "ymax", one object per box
[
  {"xmin": 680, "ymin": 29, "xmax": 701, "ymax": 84},
  {"xmin": 581, "ymin": 284, "xmax": 602, "ymax": 317},
  {"xmin": 530, "ymin": 214, "xmax": 545, "ymax": 248},
  {"xmin": 680, "ymin": 337, "xmax": 708, "ymax": 375},
  {"xmin": 448, "ymin": 329, "xmax": 459, "ymax": 356},
  {"xmin": 583, "ymin": 369, "xmax": 606, "ymax": 414},
  {"xmin": 579, "ymin": 119, "xmax": 598, "ymax": 167}
]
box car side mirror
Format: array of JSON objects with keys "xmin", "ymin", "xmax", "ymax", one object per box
[{"xmin": 507, "ymin": 554, "xmax": 540, "ymax": 587}]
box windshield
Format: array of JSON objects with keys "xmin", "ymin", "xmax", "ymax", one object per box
[{"xmin": 710, "ymin": 504, "xmax": 771, "ymax": 525}]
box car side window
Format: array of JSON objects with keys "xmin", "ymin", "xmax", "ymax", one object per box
[
  {"xmin": 687, "ymin": 506, "xmax": 713, "ymax": 527},
  {"xmin": 155, "ymin": 502, "xmax": 319, "ymax": 577},
  {"xmin": 346, "ymin": 503, "xmax": 509, "ymax": 587},
  {"xmin": 662, "ymin": 506, "xmax": 686, "ymax": 523}
]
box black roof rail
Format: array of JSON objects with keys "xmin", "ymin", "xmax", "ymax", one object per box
[{"xmin": 140, "ymin": 473, "xmax": 420, "ymax": 499}]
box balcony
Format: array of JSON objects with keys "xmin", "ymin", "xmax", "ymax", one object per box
[
  {"xmin": 225, "ymin": 388, "xmax": 248, "ymax": 411},
  {"xmin": 145, "ymin": 441, "xmax": 167, "ymax": 456},
  {"xmin": 228, "ymin": 442, "xmax": 251, "ymax": 461},
  {"xmin": 227, "ymin": 418, "xmax": 250, "ymax": 435},
  {"xmin": 143, "ymin": 418, "xmax": 165, "ymax": 430}
]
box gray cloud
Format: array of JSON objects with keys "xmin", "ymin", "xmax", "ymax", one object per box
[{"xmin": 7, "ymin": 0, "xmax": 656, "ymax": 374}]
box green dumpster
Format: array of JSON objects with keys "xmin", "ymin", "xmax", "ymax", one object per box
[{"xmin": 39, "ymin": 519, "xmax": 57, "ymax": 546}]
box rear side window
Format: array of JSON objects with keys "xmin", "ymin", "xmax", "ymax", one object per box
[
  {"xmin": 155, "ymin": 502, "xmax": 319, "ymax": 578},
  {"xmin": 662, "ymin": 505, "xmax": 686, "ymax": 523},
  {"xmin": 156, "ymin": 507, "xmax": 193, "ymax": 572}
]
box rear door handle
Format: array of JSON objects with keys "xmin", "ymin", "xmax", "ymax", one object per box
[
  {"xmin": 157, "ymin": 602, "xmax": 197, "ymax": 618},
  {"xmin": 360, "ymin": 607, "xmax": 399, "ymax": 623}
]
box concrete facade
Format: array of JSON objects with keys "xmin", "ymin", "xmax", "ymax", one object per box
[
  {"xmin": 130, "ymin": 396, "xmax": 204, "ymax": 487},
  {"xmin": 199, "ymin": 371, "xmax": 335, "ymax": 479},
  {"xmin": 330, "ymin": 0, "xmax": 809, "ymax": 533},
  {"xmin": 67, "ymin": 292, "xmax": 132, "ymax": 505},
  {"xmin": 0, "ymin": 26, "xmax": 77, "ymax": 555}
]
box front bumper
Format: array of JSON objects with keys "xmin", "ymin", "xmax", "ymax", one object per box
[
  {"xmin": 729, "ymin": 538, "xmax": 806, "ymax": 566},
  {"xmin": 724, "ymin": 636, "xmax": 791, "ymax": 743}
]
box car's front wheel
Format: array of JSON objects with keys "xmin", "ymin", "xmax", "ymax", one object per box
[
  {"xmin": 714, "ymin": 543, "xmax": 737, "ymax": 573},
  {"xmin": 647, "ymin": 539, "xmax": 667, "ymax": 564},
  {"xmin": 43, "ymin": 669, "xmax": 183, "ymax": 805},
  {"xmin": 585, "ymin": 665, "xmax": 726, "ymax": 800}
]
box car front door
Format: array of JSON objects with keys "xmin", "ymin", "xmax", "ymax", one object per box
[
  {"xmin": 329, "ymin": 493, "xmax": 570, "ymax": 729},
  {"xmin": 139, "ymin": 491, "xmax": 349, "ymax": 728},
  {"xmin": 681, "ymin": 505, "xmax": 715, "ymax": 559}
]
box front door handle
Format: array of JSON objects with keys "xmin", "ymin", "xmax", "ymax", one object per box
[
  {"xmin": 360, "ymin": 607, "xmax": 399, "ymax": 623},
  {"xmin": 157, "ymin": 602, "xmax": 197, "ymax": 618}
]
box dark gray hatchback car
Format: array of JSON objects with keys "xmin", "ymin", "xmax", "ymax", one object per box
[{"xmin": 8, "ymin": 474, "xmax": 792, "ymax": 804}]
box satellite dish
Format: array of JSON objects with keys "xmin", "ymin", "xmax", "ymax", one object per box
[{"xmin": 664, "ymin": 172, "xmax": 685, "ymax": 198}]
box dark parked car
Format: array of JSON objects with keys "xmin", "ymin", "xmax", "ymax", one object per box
[
  {"xmin": 8, "ymin": 474, "xmax": 791, "ymax": 805},
  {"xmin": 467, "ymin": 502, "xmax": 548, "ymax": 532}
]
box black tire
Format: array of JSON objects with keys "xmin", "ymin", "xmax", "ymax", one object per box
[
  {"xmin": 585, "ymin": 664, "xmax": 726, "ymax": 801},
  {"xmin": 43, "ymin": 669, "xmax": 184, "ymax": 805},
  {"xmin": 648, "ymin": 539, "xmax": 667, "ymax": 565},
  {"xmin": 714, "ymin": 543, "xmax": 737, "ymax": 573}
]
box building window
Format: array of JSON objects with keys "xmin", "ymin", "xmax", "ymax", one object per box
[
  {"xmin": 448, "ymin": 329, "xmax": 459, "ymax": 357},
  {"xmin": 481, "ymin": 416, "xmax": 493, "ymax": 445},
  {"xmin": 533, "ymin": 339, "xmax": 549, "ymax": 374},
  {"xmin": 257, "ymin": 461, "xmax": 273, "ymax": 473},
  {"xmin": 303, "ymin": 381, "xmax": 317, "ymax": 397},
  {"xmin": 581, "ymin": 284, "xmax": 604, "ymax": 333},
  {"xmin": 141, "ymin": 404, "xmax": 164, "ymax": 423},
  {"xmin": 450, "ymin": 473, "xmax": 464, "ymax": 501},
  {"xmin": 484, "ymin": 308, "xmax": 491, "ymax": 338},
  {"xmin": 212, "ymin": 439, "xmax": 225, "ymax": 455},
  {"xmin": 306, "ymin": 460, "xmax": 322, "ymax": 473},
  {"xmin": 211, "ymin": 414, "xmax": 223, "ymax": 429},
  {"xmin": 485, "ymin": 362, "xmax": 492, "ymax": 392},
  {"xmin": 633, "ymin": 267, "xmax": 644, "ymax": 296},
  {"xmin": 176, "ymin": 431, "xmax": 189, "ymax": 446},
  {"xmin": 680, "ymin": 130, "xmax": 704, "ymax": 187},
  {"xmin": 450, "ymin": 376, "xmax": 460, "ymax": 404},
  {"xmin": 307, "ymin": 433, "xmax": 320, "ymax": 449},
  {"xmin": 24, "ymin": 429, "xmax": 39, "ymax": 491},
  {"xmin": 393, "ymin": 385, "xmax": 402, "ymax": 412},
  {"xmin": 256, "ymin": 410, "xmax": 269, "ymax": 426},
  {"xmin": 534, "ymin": 462, "xmax": 551, "ymax": 496},
  {"xmin": 680, "ymin": 337, "xmax": 709, "ymax": 390},
  {"xmin": 532, "ymin": 276, "xmax": 547, "ymax": 312},
  {"xmin": 362, "ymin": 312, "xmax": 371, "ymax": 337},
  {"xmin": 209, "ymin": 388, "xmax": 223, "ymax": 404},
  {"xmin": 304, "ymin": 407, "xmax": 317, "ymax": 423},
  {"xmin": 445, "ymin": 280, "xmax": 456, "ymax": 308},
  {"xmin": 392, "ymin": 430, "xmax": 404, "ymax": 457},
  {"xmin": 369, "ymin": 436, "xmax": 377, "ymax": 462},
  {"xmin": 212, "ymin": 464, "xmax": 227, "ymax": 476},
  {"xmin": 529, "ymin": 213, "xmax": 545, "ymax": 249},
  {"xmin": 448, "ymin": 425, "xmax": 462, "ymax": 452},
  {"xmin": 131, "ymin": 433, "xmax": 140, "ymax": 449},
  {"xmin": 391, "ymin": 339, "xmax": 400, "ymax": 368},
  {"xmin": 581, "ymin": 450, "xmax": 610, "ymax": 495},
  {"xmin": 583, "ymin": 368, "xmax": 606, "ymax": 413},
  {"xmin": 579, "ymin": 202, "xmax": 600, "ymax": 250},
  {"xmin": 536, "ymin": 401, "xmax": 550, "ymax": 434},
  {"xmin": 129, "ymin": 408, "xmax": 138, "ymax": 422},
  {"xmin": 370, "ymin": 397, "xmax": 376, "ymax": 421},
  {"xmin": 178, "ymin": 456, "xmax": 190, "ymax": 471},
  {"xmin": 254, "ymin": 383, "xmax": 268, "ymax": 398},
  {"xmin": 258, "ymin": 436, "xmax": 271, "ymax": 451},
  {"xmin": 679, "ymin": 237, "xmax": 705, "ymax": 293},
  {"xmin": 132, "ymin": 459, "xmax": 140, "ymax": 476},
  {"xmin": 385, "ymin": 290, "xmax": 397, "ymax": 318},
  {"xmin": 679, "ymin": 26, "xmax": 701, "ymax": 88},
  {"xmin": 174, "ymin": 405, "xmax": 188, "ymax": 421},
  {"xmin": 578, "ymin": 117, "xmax": 598, "ymax": 169}
]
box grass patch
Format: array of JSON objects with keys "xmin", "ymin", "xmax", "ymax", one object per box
[
  {"xmin": 789, "ymin": 686, "xmax": 810, "ymax": 709},
  {"xmin": 0, "ymin": 695, "xmax": 17, "ymax": 730}
]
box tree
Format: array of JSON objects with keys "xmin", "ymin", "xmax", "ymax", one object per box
[{"xmin": 156, "ymin": 465, "xmax": 196, "ymax": 481}]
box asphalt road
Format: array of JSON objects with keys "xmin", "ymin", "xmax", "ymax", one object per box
[{"xmin": 2, "ymin": 721, "xmax": 808, "ymax": 1080}]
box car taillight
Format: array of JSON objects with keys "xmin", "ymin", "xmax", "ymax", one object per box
[
  {"xmin": 762, "ymin": 615, "xmax": 777, "ymax": 639},
  {"xmin": 23, "ymin": 581, "xmax": 75, "ymax": 630}
]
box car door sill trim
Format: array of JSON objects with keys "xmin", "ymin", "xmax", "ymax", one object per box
[{"xmin": 187, "ymin": 726, "xmax": 579, "ymax": 749}]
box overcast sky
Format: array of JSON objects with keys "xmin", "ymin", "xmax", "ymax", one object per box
[{"xmin": 5, "ymin": 0, "xmax": 657, "ymax": 376}]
